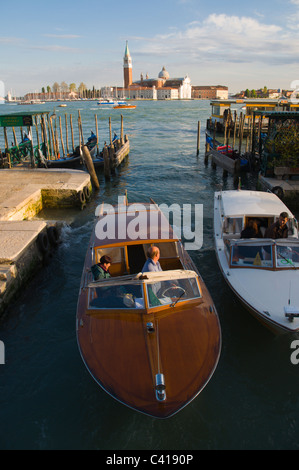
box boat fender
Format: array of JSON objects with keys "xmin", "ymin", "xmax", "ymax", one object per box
[
  {"xmin": 83, "ymin": 185, "xmax": 91, "ymax": 200},
  {"xmin": 78, "ymin": 190, "xmax": 86, "ymax": 205},
  {"xmin": 37, "ymin": 232, "xmax": 49, "ymax": 254},
  {"xmin": 272, "ymin": 186, "xmax": 284, "ymax": 199},
  {"xmin": 47, "ymin": 226, "xmax": 60, "ymax": 246}
]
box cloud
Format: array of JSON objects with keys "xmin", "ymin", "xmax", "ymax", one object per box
[
  {"xmin": 132, "ymin": 13, "xmax": 299, "ymax": 67},
  {"xmin": 43, "ymin": 34, "xmax": 82, "ymax": 39},
  {"xmin": 0, "ymin": 36, "xmax": 24, "ymax": 44},
  {"xmin": 28, "ymin": 44, "xmax": 84, "ymax": 53}
]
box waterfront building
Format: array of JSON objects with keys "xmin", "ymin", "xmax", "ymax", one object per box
[{"xmin": 192, "ymin": 86, "xmax": 228, "ymax": 100}]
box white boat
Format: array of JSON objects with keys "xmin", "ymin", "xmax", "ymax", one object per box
[
  {"xmin": 97, "ymin": 99, "xmax": 117, "ymax": 105},
  {"xmin": 214, "ymin": 190, "xmax": 299, "ymax": 334}
]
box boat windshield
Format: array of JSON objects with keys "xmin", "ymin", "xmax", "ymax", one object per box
[
  {"xmin": 87, "ymin": 270, "xmax": 201, "ymax": 310},
  {"xmin": 275, "ymin": 242, "xmax": 299, "ymax": 269},
  {"xmin": 147, "ymin": 277, "xmax": 201, "ymax": 308},
  {"xmin": 89, "ymin": 283, "xmax": 144, "ymax": 310},
  {"xmin": 230, "ymin": 240, "xmax": 299, "ymax": 269},
  {"xmin": 231, "ymin": 241, "xmax": 273, "ymax": 268}
]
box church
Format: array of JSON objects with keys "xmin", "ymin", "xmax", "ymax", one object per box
[{"xmin": 112, "ymin": 42, "xmax": 192, "ymax": 100}]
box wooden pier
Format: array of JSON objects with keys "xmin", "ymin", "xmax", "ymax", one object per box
[
  {"xmin": 0, "ymin": 111, "xmax": 130, "ymax": 185},
  {"xmin": 204, "ymin": 107, "xmax": 299, "ymax": 189}
]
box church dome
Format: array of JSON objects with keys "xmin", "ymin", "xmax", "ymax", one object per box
[{"xmin": 158, "ymin": 66, "xmax": 169, "ymax": 80}]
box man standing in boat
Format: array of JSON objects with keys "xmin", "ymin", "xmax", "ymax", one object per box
[
  {"xmin": 142, "ymin": 246, "xmax": 162, "ymax": 273},
  {"xmin": 265, "ymin": 212, "xmax": 289, "ymax": 239}
]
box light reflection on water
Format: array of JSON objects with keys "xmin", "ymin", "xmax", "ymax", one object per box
[{"xmin": 0, "ymin": 100, "xmax": 298, "ymax": 450}]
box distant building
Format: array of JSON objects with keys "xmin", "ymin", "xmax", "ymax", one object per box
[
  {"xmin": 113, "ymin": 43, "xmax": 192, "ymax": 100},
  {"xmin": 267, "ymin": 89, "xmax": 281, "ymax": 99},
  {"xmin": 192, "ymin": 86, "xmax": 228, "ymax": 100},
  {"xmin": 123, "ymin": 41, "xmax": 133, "ymax": 90}
]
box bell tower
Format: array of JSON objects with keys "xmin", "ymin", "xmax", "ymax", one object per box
[{"xmin": 123, "ymin": 41, "xmax": 132, "ymax": 90}]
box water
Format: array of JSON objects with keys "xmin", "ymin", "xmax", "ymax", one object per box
[{"xmin": 0, "ymin": 100, "xmax": 298, "ymax": 450}]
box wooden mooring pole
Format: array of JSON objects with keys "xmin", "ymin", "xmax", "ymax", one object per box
[
  {"xmin": 103, "ymin": 144, "xmax": 110, "ymax": 180},
  {"xmin": 82, "ymin": 144, "xmax": 100, "ymax": 190},
  {"xmin": 77, "ymin": 111, "xmax": 99, "ymax": 190},
  {"xmin": 95, "ymin": 114, "xmax": 100, "ymax": 156},
  {"xmin": 197, "ymin": 121, "xmax": 201, "ymax": 155}
]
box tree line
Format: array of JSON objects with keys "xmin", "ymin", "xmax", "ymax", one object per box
[
  {"xmin": 41, "ymin": 82, "xmax": 101, "ymax": 98},
  {"xmin": 244, "ymin": 86, "xmax": 269, "ymax": 98}
]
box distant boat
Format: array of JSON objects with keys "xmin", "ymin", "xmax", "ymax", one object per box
[
  {"xmin": 113, "ymin": 103, "xmax": 136, "ymax": 109},
  {"xmin": 97, "ymin": 99, "xmax": 117, "ymax": 105},
  {"xmin": 58, "ymin": 104, "xmax": 67, "ymax": 107}
]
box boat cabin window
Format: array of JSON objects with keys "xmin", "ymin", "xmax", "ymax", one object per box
[
  {"xmin": 96, "ymin": 247, "xmax": 126, "ymax": 277},
  {"xmin": 212, "ymin": 105, "xmax": 221, "ymax": 116},
  {"xmin": 143, "ymin": 242, "xmax": 182, "ymax": 271},
  {"xmin": 275, "ymin": 243, "xmax": 299, "ymax": 269},
  {"xmin": 223, "ymin": 217, "xmax": 243, "ymax": 236},
  {"xmin": 243, "ymin": 217, "xmax": 273, "ymax": 238},
  {"xmin": 89, "ymin": 283, "xmax": 144, "ymax": 310},
  {"xmin": 231, "ymin": 242, "xmax": 273, "ymax": 268},
  {"xmin": 146, "ymin": 277, "xmax": 201, "ymax": 309},
  {"xmin": 212, "ymin": 104, "xmax": 229, "ymax": 117}
]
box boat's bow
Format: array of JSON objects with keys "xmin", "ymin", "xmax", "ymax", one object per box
[{"xmin": 77, "ymin": 270, "xmax": 221, "ymax": 418}]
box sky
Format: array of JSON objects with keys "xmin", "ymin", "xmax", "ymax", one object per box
[{"xmin": 1, "ymin": 0, "xmax": 299, "ymax": 96}]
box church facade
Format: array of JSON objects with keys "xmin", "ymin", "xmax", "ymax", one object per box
[{"xmin": 112, "ymin": 42, "xmax": 192, "ymax": 100}]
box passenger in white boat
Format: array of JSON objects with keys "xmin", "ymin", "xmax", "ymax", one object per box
[
  {"xmin": 265, "ymin": 212, "xmax": 289, "ymax": 239},
  {"xmin": 241, "ymin": 219, "xmax": 263, "ymax": 238}
]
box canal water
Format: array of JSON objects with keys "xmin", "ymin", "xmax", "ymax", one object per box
[{"xmin": 0, "ymin": 100, "xmax": 298, "ymax": 450}]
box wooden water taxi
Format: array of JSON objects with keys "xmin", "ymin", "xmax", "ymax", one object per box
[
  {"xmin": 113, "ymin": 104, "xmax": 136, "ymax": 109},
  {"xmin": 76, "ymin": 199, "xmax": 221, "ymax": 418},
  {"xmin": 214, "ymin": 190, "xmax": 299, "ymax": 334}
]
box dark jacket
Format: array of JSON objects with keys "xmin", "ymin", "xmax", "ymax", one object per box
[
  {"xmin": 91, "ymin": 263, "xmax": 111, "ymax": 280},
  {"xmin": 264, "ymin": 221, "xmax": 288, "ymax": 239}
]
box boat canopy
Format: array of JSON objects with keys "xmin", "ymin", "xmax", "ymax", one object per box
[{"xmin": 218, "ymin": 190, "xmax": 295, "ymax": 219}]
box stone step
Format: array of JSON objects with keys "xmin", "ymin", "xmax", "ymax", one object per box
[
  {"xmin": 0, "ymin": 280, "xmax": 6, "ymax": 297},
  {"xmin": 0, "ymin": 264, "xmax": 17, "ymax": 282}
]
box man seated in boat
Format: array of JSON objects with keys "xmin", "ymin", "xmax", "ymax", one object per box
[
  {"xmin": 142, "ymin": 246, "xmax": 162, "ymax": 273},
  {"xmin": 142, "ymin": 246, "xmax": 183, "ymax": 302},
  {"xmin": 91, "ymin": 255, "xmax": 112, "ymax": 280},
  {"xmin": 265, "ymin": 212, "xmax": 289, "ymax": 239}
]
